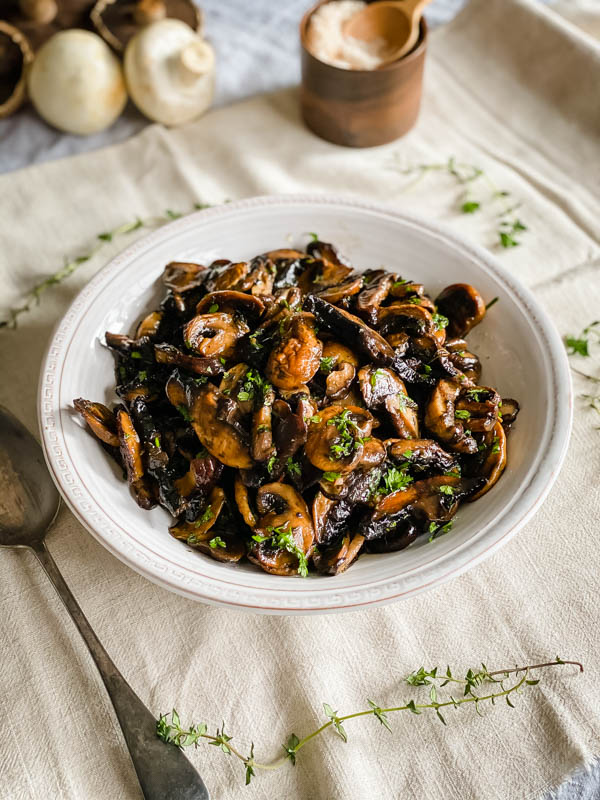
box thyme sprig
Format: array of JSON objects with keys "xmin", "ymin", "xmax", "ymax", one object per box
[
  {"xmin": 565, "ymin": 321, "xmax": 600, "ymax": 425},
  {"xmin": 392, "ymin": 155, "xmax": 528, "ymax": 249},
  {"xmin": 0, "ymin": 202, "xmax": 215, "ymax": 330},
  {"xmin": 156, "ymin": 658, "xmax": 582, "ymax": 786}
]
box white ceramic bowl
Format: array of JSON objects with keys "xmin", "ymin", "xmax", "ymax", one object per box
[{"xmin": 38, "ymin": 195, "xmax": 572, "ymax": 614}]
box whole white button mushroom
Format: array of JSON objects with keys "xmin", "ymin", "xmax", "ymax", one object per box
[
  {"xmin": 28, "ymin": 30, "xmax": 127, "ymax": 135},
  {"xmin": 124, "ymin": 19, "xmax": 215, "ymax": 127}
]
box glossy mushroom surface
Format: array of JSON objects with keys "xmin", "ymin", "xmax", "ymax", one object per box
[{"xmin": 75, "ymin": 239, "xmax": 518, "ymax": 575}]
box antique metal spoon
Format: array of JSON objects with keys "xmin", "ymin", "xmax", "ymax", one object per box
[{"xmin": 0, "ymin": 405, "xmax": 209, "ymax": 800}]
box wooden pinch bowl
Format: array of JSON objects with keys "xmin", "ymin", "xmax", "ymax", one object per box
[{"xmin": 299, "ymin": 0, "xmax": 427, "ymax": 148}]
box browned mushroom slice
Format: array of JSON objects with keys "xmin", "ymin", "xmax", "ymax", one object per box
[
  {"xmin": 135, "ymin": 310, "xmax": 163, "ymax": 339},
  {"xmin": 388, "ymin": 280, "xmax": 434, "ymax": 311},
  {"xmin": 377, "ymin": 303, "xmax": 435, "ymax": 339},
  {"xmin": 115, "ymin": 406, "xmax": 156, "ymax": 509},
  {"xmin": 266, "ymin": 312, "xmax": 322, "ymax": 390},
  {"xmin": 386, "ymin": 438, "xmax": 457, "ymax": 474},
  {"xmin": 183, "ymin": 312, "xmax": 249, "ymax": 359},
  {"xmin": 360, "ymin": 475, "xmax": 483, "ymax": 539},
  {"xmin": 204, "ymin": 261, "xmax": 250, "ymax": 292},
  {"xmin": 166, "ymin": 374, "xmax": 252, "ymax": 468},
  {"xmin": 435, "ymin": 284, "xmax": 486, "ymax": 337},
  {"xmin": 316, "ymin": 275, "xmax": 364, "ymax": 304},
  {"xmin": 305, "ymin": 295, "xmax": 395, "ymax": 364},
  {"xmin": 444, "ymin": 338, "xmax": 482, "ymax": 382},
  {"xmin": 248, "ymin": 483, "xmax": 314, "ymax": 576},
  {"xmin": 196, "ymin": 290, "xmax": 265, "ymax": 321},
  {"xmin": 193, "ymin": 535, "xmax": 246, "ymax": 562},
  {"xmin": 252, "ymin": 394, "xmax": 277, "ymax": 462},
  {"xmin": 162, "ymin": 261, "xmax": 207, "ymax": 293},
  {"xmin": 455, "ymin": 386, "xmax": 501, "ymax": 433},
  {"xmin": 74, "ymin": 398, "xmax": 119, "ymax": 447},
  {"xmin": 365, "ymin": 521, "xmax": 419, "ymax": 553},
  {"xmin": 154, "ymin": 343, "xmax": 224, "ymax": 376},
  {"xmin": 424, "ymin": 379, "xmax": 478, "ymax": 454},
  {"xmin": 313, "ymin": 533, "xmax": 365, "ymax": 575},
  {"xmin": 358, "ymin": 366, "xmax": 419, "ymax": 439},
  {"xmin": 355, "ymin": 271, "xmax": 393, "ymax": 326},
  {"xmin": 306, "ymin": 239, "xmax": 352, "ymax": 268},
  {"xmin": 305, "ymin": 405, "xmax": 373, "ymax": 473},
  {"xmin": 169, "ymin": 487, "xmax": 225, "ymax": 542},
  {"xmin": 235, "ymin": 259, "xmax": 276, "ymax": 296},
  {"xmin": 499, "ymin": 398, "xmax": 520, "ymax": 431},
  {"xmin": 234, "ymin": 474, "xmax": 258, "ymax": 528},
  {"xmin": 468, "ymin": 422, "xmax": 507, "ymax": 501},
  {"xmin": 320, "ymin": 341, "xmax": 358, "ymax": 402}
]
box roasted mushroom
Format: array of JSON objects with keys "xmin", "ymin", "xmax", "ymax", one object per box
[
  {"xmin": 424, "ymin": 380, "xmax": 478, "ymax": 454},
  {"xmin": 435, "ymin": 284, "xmax": 486, "ymax": 338},
  {"xmin": 184, "ymin": 312, "xmax": 249, "ymax": 359},
  {"xmin": 115, "ymin": 406, "xmax": 156, "ymax": 509},
  {"xmin": 266, "ymin": 312, "xmax": 322, "ymax": 390},
  {"xmin": 74, "ymin": 398, "xmax": 119, "ymax": 447},
  {"xmin": 305, "ymin": 405, "xmax": 374, "ymax": 473},
  {"xmin": 358, "ymin": 366, "xmax": 419, "ymax": 439}
]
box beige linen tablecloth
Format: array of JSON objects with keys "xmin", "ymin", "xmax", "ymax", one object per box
[{"xmin": 1, "ymin": 1, "xmax": 599, "ymax": 798}]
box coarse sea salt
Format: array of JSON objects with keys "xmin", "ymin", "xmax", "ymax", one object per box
[{"xmin": 306, "ymin": 0, "xmax": 388, "ymax": 70}]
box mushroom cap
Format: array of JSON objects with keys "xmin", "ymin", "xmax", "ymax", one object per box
[
  {"xmin": 28, "ymin": 30, "xmax": 127, "ymax": 135},
  {"xmin": 0, "ymin": 22, "xmax": 34, "ymax": 119},
  {"xmin": 124, "ymin": 19, "xmax": 215, "ymax": 126}
]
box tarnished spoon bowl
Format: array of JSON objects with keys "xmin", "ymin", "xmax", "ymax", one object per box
[{"xmin": 0, "ymin": 405, "xmax": 209, "ymax": 800}]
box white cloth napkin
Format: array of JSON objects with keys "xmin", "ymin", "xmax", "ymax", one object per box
[{"xmin": 0, "ymin": 1, "xmax": 599, "ymax": 798}]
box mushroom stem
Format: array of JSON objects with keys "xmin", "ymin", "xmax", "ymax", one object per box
[
  {"xmin": 19, "ymin": 0, "xmax": 57, "ymax": 24},
  {"xmin": 134, "ymin": 0, "xmax": 167, "ymax": 26},
  {"xmin": 177, "ymin": 39, "xmax": 215, "ymax": 85}
]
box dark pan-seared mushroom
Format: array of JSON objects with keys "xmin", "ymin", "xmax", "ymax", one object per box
[
  {"xmin": 74, "ymin": 398, "xmax": 119, "ymax": 447},
  {"xmin": 184, "ymin": 312, "xmax": 249, "ymax": 359},
  {"xmin": 435, "ymin": 284, "xmax": 486, "ymax": 338},
  {"xmin": 266, "ymin": 312, "xmax": 322, "ymax": 390},
  {"xmin": 82, "ymin": 239, "xmax": 518, "ymax": 577},
  {"xmin": 305, "ymin": 295, "xmax": 394, "ymax": 364}
]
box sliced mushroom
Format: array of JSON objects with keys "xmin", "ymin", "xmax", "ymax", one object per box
[
  {"xmin": 234, "ymin": 474, "xmax": 258, "ymax": 528},
  {"xmin": 364, "ymin": 518, "xmax": 419, "ymax": 553},
  {"xmin": 355, "ymin": 271, "xmax": 393, "ymax": 326},
  {"xmin": 455, "ymin": 386, "xmax": 501, "ymax": 433},
  {"xmin": 251, "ymin": 393, "xmax": 277, "ymax": 462},
  {"xmin": 154, "ymin": 343, "xmax": 224, "ymax": 376},
  {"xmin": 500, "ymin": 398, "xmax": 520, "ymax": 431},
  {"xmin": 162, "ymin": 261, "xmax": 207, "ymax": 293},
  {"xmin": 316, "ymin": 274, "xmax": 364, "ymax": 304},
  {"xmin": 115, "ymin": 406, "xmax": 156, "ymax": 509},
  {"xmin": 184, "ymin": 312, "xmax": 249, "ymax": 359},
  {"xmin": 196, "ymin": 290, "xmax": 265, "ymax": 321},
  {"xmin": 204, "ymin": 261, "xmax": 250, "ymax": 292},
  {"xmin": 305, "ymin": 404, "xmax": 373, "ymax": 473},
  {"xmin": 135, "ymin": 310, "xmax": 163, "ymax": 339},
  {"xmin": 424, "ymin": 379, "xmax": 478, "ymax": 454},
  {"xmin": 377, "ymin": 303, "xmax": 435, "ymax": 338},
  {"xmin": 235, "ymin": 259, "xmax": 276, "ymax": 296},
  {"xmin": 358, "ymin": 366, "xmax": 419, "ymax": 439},
  {"xmin": 169, "ymin": 486, "xmax": 225, "ymax": 541},
  {"xmin": 445, "ymin": 338, "xmax": 482, "ymax": 382},
  {"xmin": 435, "ymin": 284, "xmax": 486, "ymax": 337},
  {"xmin": 266, "ymin": 312, "xmax": 322, "ymax": 390},
  {"xmin": 313, "ymin": 532, "xmax": 365, "ymax": 575},
  {"xmin": 248, "ymin": 482, "xmax": 314, "ymax": 575},
  {"xmin": 320, "ymin": 341, "xmax": 358, "ymax": 401},
  {"xmin": 130, "ymin": 396, "xmax": 168, "ymax": 471},
  {"xmin": 304, "ymin": 295, "xmax": 394, "ymax": 364},
  {"xmin": 468, "ymin": 422, "xmax": 507, "ymax": 501},
  {"xmin": 193, "ymin": 535, "xmax": 246, "ymax": 562},
  {"xmin": 359, "ymin": 475, "xmax": 483, "ymax": 539},
  {"xmin": 166, "ymin": 373, "xmax": 252, "ymax": 468},
  {"xmin": 386, "ymin": 438, "xmax": 457, "ymax": 474},
  {"xmin": 272, "ymin": 397, "xmax": 310, "ymax": 466},
  {"xmin": 74, "ymin": 398, "xmax": 119, "ymax": 446},
  {"xmin": 388, "ymin": 280, "xmax": 434, "ymax": 311}
]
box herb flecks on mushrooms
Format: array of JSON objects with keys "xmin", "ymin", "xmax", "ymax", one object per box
[{"xmin": 75, "ymin": 240, "xmax": 519, "ymax": 575}]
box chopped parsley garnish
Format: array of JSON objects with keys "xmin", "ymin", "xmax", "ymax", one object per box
[
  {"xmin": 177, "ymin": 405, "xmax": 192, "ymax": 421},
  {"xmin": 377, "ymin": 465, "xmax": 413, "ymax": 495},
  {"xmin": 194, "ymin": 505, "xmax": 213, "ymax": 526},
  {"xmin": 307, "ymin": 415, "xmax": 321, "ymax": 424},
  {"xmin": 461, "ymin": 201, "xmax": 480, "ymax": 214},
  {"xmin": 209, "ymin": 303, "xmax": 219, "ymax": 313},
  {"xmin": 466, "ymin": 388, "xmax": 486, "ymax": 401},
  {"xmin": 267, "ymin": 455, "xmax": 278, "ymax": 474},
  {"xmin": 131, "ymin": 351, "xmax": 142, "ymax": 359},
  {"xmin": 491, "ymin": 436, "xmax": 501, "ymax": 454},
  {"xmin": 327, "ymin": 409, "xmax": 364, "ymax": 460},
  {"xmin": 397, "ymin": 392, "xmax": 417, "ymax": 412},
  {"xmin": 455, "ymin": 409, "xmax": 471, "ymax": 420},
  {"xmin": 138, "ymin": 370, "xmax": 147, "ymax": 381},
  {"xmin": 154, "ymin": 436, "xmax": 160, "ymax": 448},
  {"xmin": 428, "ymin": 520, "xmax": 453, "ymax": 542},
  {"xmin": 407, "ymin": 296, "xmax": 421, "ymax": 304},
  {"xmin": 252, "ymin": 522, "xmax": 308, "ymax": 577},
  {"xmin": 320, "ymin": 356, "xmax": 335, "ymax": 374},
  {"xmin": 439, "ymin": 485, "xmax": 455, "ymax": 496},
  {"xmin": 209, "ymin": 536, "xmax": 226, "ymax": 549},
  {"xmin": 322, "ymin": 471, "xmax": 341, "ymax": 482},
  {"xmin": 286, "ymin": 457, "xmax": 301, "ymax": 477},
  {"xmin": 432, "ymin": 313, "xmax": 449, "ymax": 331},
  {"xmin": 392, "ymin": 278, "xmax": 409, "ymax": 288},
  {"xmin": 370, "ymin": 368, "xmax": 386, "ymax": 388}
]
